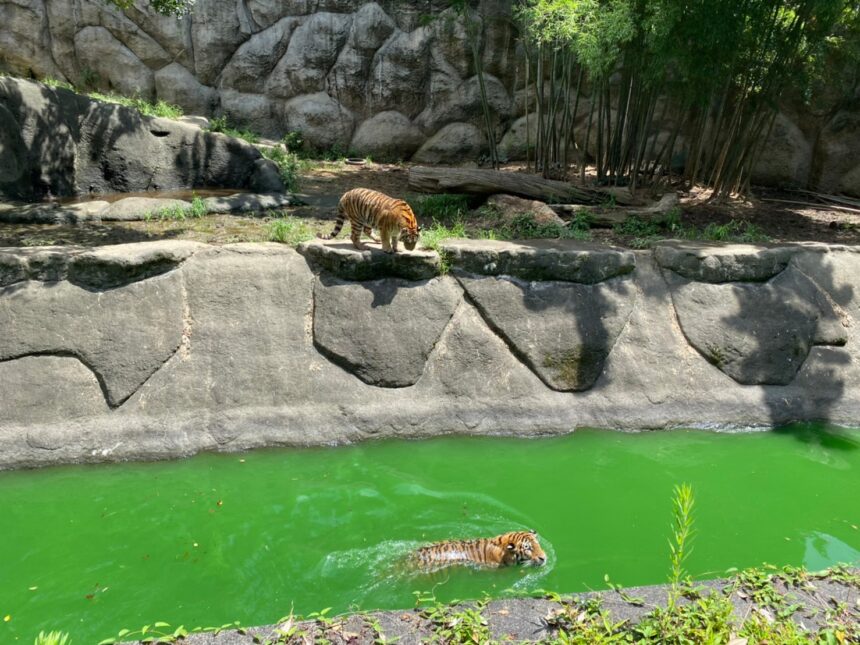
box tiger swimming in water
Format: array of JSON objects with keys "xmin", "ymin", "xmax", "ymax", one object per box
[
  {"xmin": 411, "ymin": 530, "xmax": 547, "ymax": 572},
  {"xmin": 318, "ymin": 187, "xmax": 420, "ymax": 254}
]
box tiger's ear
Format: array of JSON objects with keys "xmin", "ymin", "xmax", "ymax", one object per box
[
  {"xmin": 506, "ymin": 543, "xmax": 515, "ymax": 550},
  {"xmin": 529, "ymin": 529, "xmax": 537, "ymax": 535}
]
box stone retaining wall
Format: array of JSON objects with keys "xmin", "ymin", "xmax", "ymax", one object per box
[{"xmin": 1, "ymin": 238, "xmax": 858, "ymax": 470}]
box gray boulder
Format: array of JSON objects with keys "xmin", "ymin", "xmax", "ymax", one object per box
[
  {"xmin": 412, "ymin": 122, "xmax": 485, "ymax": 164},
  {"xmin": 484, "ymin": 194, "xmax": 565, "ymax": 229},
  {"xmin": 67, "ymin": 241, "xmax": 205, "ymax": 290},
  {"xmin": 74, "ymin": 26, "xmax": 155, "ymax": 99},
  {"xmin": 219, "ymin": 90, "xmax": 280, "ymax": 138},
  {"xmin": 750, "ymin": 113, "xmax": 811, "ymax": 188},
  {"xmin": 458, "ymin": 274, "xmax": 636, "ymax": 391},
  {"xmin": 667, "ymin": 266, "xmax": 847, "ymax": 385},
  {"xmin": 0, "ymin": 271, "xmax": 185, "ymax": 406},
  {"xmin": 219, "ymin": 17, "xmax": 300, "ymax": 94},
  {"xmin": 99, "ymin": 197, "xmax": 191, "ymax": 221},
  {"xmin": 416, "ymin": 73, "xmax": 511, "ymax": 134},
  {"xmin": 816, "ymin": 111, "xmax": 860, "ymax": 197},
  {"xmin": 155, "ymin": 63, "xmax": 219, "ymax": 116},
  {"xmin": 266, "ymin": 12, "xmax": 352, "ymax": 97},
  {"xmin": 368, "ymin": 27, "xmax": 432, "ymax": 119},
  {"xmin": 0, "ymin": 0, "xmax": 64, "ymax": 80},
  {"xmin": 440, "ymin": 239, "xmax": 636, "ymax": 283},
  {"xmin": 298, "ymin": 239, "xmax": 440, "ymax": 281},
  {"xmin": 499, "ymin": 114, "xmax": 538, "ymax": 161},
  {"xmin": 348, "ymin": 2, "xmax": 396, "ymax": 51},
  {"xmin": 190, "ymin": 0, "xmax": 246, "ymax": 85},
  {"xmin": 0, "ymin": 78, "xmax": 281, "ymax": 199},
  {"xmin": 655, "ymin": 242, "xmax": 796, "ymax": 283},
  {"xmin": 280, "ymin": 92, "xmax": 355, "ymax": 151},
  {"xmin": 312, "ymin": 275, "xmax": 461, "ymax": 387},
  {"xmin": 203, "ymin": 192, "xmax": 296, "ymax": 214},
  {"xmin": 349, "ymin": 111, "xmax": 426, "ymax": 161}
]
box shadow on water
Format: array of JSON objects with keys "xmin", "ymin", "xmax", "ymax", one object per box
[{"xmin": 773, "ymin": 423, "xmax": 860, "ymax": 452}]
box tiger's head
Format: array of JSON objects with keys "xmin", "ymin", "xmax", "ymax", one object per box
[
  {"xmin": 496, "ymin": 530, "xmax": 547, "ymax": 567},
  {"xmin": 396, "ymin": 202, "xmax": 421, "ymax": 251}
]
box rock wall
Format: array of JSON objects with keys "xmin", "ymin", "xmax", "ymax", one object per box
[
  {"xmin": 1, "ymin": 238, "xmax": 858, "ymax": 470},
  {"xmin": 2, "ymin": 0, "xmax": 857, "ymax": 192}
]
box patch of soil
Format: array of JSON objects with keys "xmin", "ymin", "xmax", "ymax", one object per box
[{"xmin": 1, "ymin": 162, "xmax": 859, "ymax": 248}]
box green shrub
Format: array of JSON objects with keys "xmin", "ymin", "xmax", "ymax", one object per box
[
  {"xmin": 411, "ymin": 194, "xmax": 472, "ymax": 223},
  {"xmin": 260, "ymin": 147, "xmax": 301, "ymax": 192},
  {"xmin": 87, "ymin": 92, "xmax": 183, "ymax": 119},
  {"xmin": 207, "ymin": 116, "xmax": 260, "ymax": 144},
  {"xmin": 501, "ymin": 213, "xmax": 591, "ymax": 241},
  {"xmin": 267, "ymin": 216, "xmax": 314, "ymax": 246},
  {"xmin": 282, "ymin": 131, "xmax": 305, "ymax": 153},
  {"xmin": 419, "ymin": 220, "xmax": 468, "ymax": 252}
]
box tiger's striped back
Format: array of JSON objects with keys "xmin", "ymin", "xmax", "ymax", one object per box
[
  {"xmin": 412, "ymin": 530, "xmax": 546, "ymax": 572},
  {"xmin": 318, "ymin": 188, "xmax": 420, "ymax": 253}
]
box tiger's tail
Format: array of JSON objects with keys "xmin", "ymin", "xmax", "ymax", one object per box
[{"xmin": 318, "ymin": 204, "xmax": 346, "ymax": 240}]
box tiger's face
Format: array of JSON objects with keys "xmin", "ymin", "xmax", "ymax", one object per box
[
  {"xmin": 498, "ymin": 530, "xmax": 547, "ymax": 567},
  {"xmin": 397, "ymin": 203, "xmax": 420, "ymax": 250}
]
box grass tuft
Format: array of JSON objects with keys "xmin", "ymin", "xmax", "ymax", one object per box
[{"xmin": 267, "ymin": 215, "xmax": 315, "ymax": 246}]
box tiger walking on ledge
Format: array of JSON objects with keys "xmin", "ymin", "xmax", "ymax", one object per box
[
  {"xmin": 411, "ymin": 530, "xmax": 547, "ymax": 573},
  {"xmin": 318, "ymin": 188, "xmax": 421, "ymax": 254}
]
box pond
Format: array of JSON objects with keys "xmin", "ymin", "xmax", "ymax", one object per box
[{"xmin": 1, "ymin": 425, "xmax": 858, "ymax": 642}]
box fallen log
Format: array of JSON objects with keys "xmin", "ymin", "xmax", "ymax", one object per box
[{"xmin": 408, "ymin": 166, "xmax": 636, "ymax": 205}]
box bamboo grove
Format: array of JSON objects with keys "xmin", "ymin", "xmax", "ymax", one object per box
[{"xmin": 508, "ymin": 0, "xmax": 860, "ymax": 196}]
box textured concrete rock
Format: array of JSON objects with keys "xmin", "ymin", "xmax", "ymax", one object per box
[
  {"xmin": 99, "ymin": 197, "xmax": 192, "ymax": 221},
  {"xmin": 0, "ymin": 356, "xmax": 109, "ymax": 424},
  {"xmin": 298, "ymin": 239, "xmax": 440, "ymax": 281},
  {"xmin": 348, "ymin": 2, "xmax": 396, "ymax": 51},
  {"xmin": 219, "ymin": 90, "xmax": 279, "ymax": 138},
  {"xmin": 203, "ymin": 192, "xmax": 297, "ymax": 214},
  {"xmin": 280, "ymin": 92, "xmax": 355, "ymax": 151},
  {"xmin": 485, "ymin": 194, "xmax": 565, "ymax": 228},
  {"xmin": 459, "ymin": 274, "xmax": 636, "ymax": 391},
  {"xmin": 67, "ymin": 241, "xmax": 205, "ymax": 290},
  {"xmin": 220, "ymin": 17, "xmax": 299, "ymax": 94},
  {"xmin": 816, "ymin": 110, "xmax": 860, "ymax": 197},
  {"xmin": 190, "ymin": 0, "xmax": 245, "ymax": 85},
  {"xmin": 0, "ymin": 0, "xmax": 64, "ymax": 80},
  {"xmin": 312, "ymin": 275, "xmax": 461, "ymax": 387},
  {"xmin": 267, "ymin": 12, "xmax": 352, "ymax": 97},
  {"xmin": 440, "ymin": 239, "xmax": 636, "ymax": 283},
  {"xmin": 0, "ymin": 103, "xmax": 26, "ymax": 183},
  {"xmin": 668, "ymin": 265, "xmax": 848, "ymax": 385},
  {"xmin": 1, "ymin": 241, "xmax": 860, "ymax": 470},
  {"xmin": 498, "ymin": 114, "xmax": 538, "ymax": 161},
  {"xmin": 0, "ymin": 79, "xmax": 76, "ymax": 200},
  {"xmin": 2, "ymin": 242, "xmax": 202, "ymax": 289},
  {"xmin": 750, "ymin": 112, "xmax": 811, "ymax": 187},
  {"xmin": 0, "ymin": 78, "xmax": 279, "ymax": 199},
  {"xmin": 0, "ymin": 271, "xmax": 185, "ymax": 406},
  {"xmin": 368, "ymin": 27, "xmax": 432, "ymax": 119},
  {"xmin": 416, "ymin": 73, "xmax": 511, "ymax": 133},
  {"xmin": 349, "ymin": 111, "xmax": 426, "ymax": 161},
  {"xmin": 74, "ymin": 26, "xmax": 155, "ymax": 99},
  {"xmin": 412, "ymin": 122, "xmax": 485, "ymax": 164},
  {"xmin": 0, "ymin": 246, "xmax": 80, "ymax": 285},
  {"xmin": 655, "ymin": 242, "xmax": 796, "ymax": 283},
  {"xmin": 154, "ymin": 63, "xmax": 218, "ymax": 116}
]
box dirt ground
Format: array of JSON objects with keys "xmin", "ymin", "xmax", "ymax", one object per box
[{"xmin": 1, "ymin": 161, "xmax": 859, "ymax": 248}]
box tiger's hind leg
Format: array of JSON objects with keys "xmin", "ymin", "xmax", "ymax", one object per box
[
  {"xmin": 350, "ymin": 227, "xmax": 367, "ymax": 251},
  {"xmin": 364, "ymin": 226, "xmax": 380, "ymax": 243}
]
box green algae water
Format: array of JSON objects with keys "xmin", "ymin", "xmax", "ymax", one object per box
[{"xmin": 1, "ymin": 426, "xmax": 859, "ymax": 643}]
